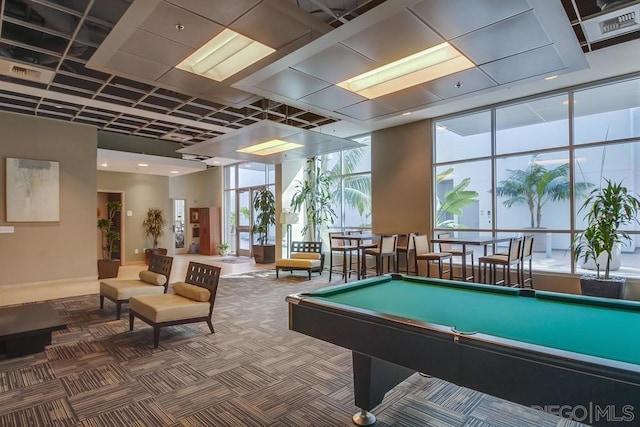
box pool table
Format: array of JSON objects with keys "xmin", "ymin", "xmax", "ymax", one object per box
[{"xmin": 286, "ymin": 274, "xmax": 640, "ymax": 426}]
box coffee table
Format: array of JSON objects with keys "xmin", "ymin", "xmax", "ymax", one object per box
[{"xmin": 0, "ymin": 302, "xmax": 66, "ymax": 358}]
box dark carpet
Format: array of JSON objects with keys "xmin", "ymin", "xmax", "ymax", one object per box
[{"xmin": 0, "ymin": 271, "xmax": 585, "ymax": 426}]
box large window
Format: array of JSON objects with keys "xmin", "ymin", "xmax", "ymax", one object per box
[
  {"xmin": 434, "ymin": 74, "xmax": 640, "ymax": 278},
  {"xmin": 320, "ymin": 135, "xmax": 372, "ymax": 233}
]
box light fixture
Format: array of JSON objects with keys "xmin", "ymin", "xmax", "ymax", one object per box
[
  {"xmin": 101, "ymin": 162, "xmax": 108, "ymax": 167},
  {"xmin": 138, "ymin": 163, "xmax": 149, "ymax": 167},
  {"xmin": 402, "ymin": 111, "xmax": 412, "ymax": 116},
  {"xmin": 336, "ymin": 42, "xmax": 474, "ymax": 99},
  {"xmin": 170, "ymin": 170, "xmax": 180, "ymax": 174},
  {"xmin": 545, "ymin": 75, "xmax": 558, "ymax": 80},
  {"xmin": 176, "ymin": 28, "xmax": 275, "ymax": 81},
  {"xmin": 237, "ymin": 139, "xmax": 303, "ymax": 156}
]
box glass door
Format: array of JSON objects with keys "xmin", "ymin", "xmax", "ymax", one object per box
[
  {"xmin": 236, "ymin": 189, "xmax": 252, "ymax": 257},
  {"xmin": 173, "ymin": 199, "xmax": 187, "ymax": 254}
]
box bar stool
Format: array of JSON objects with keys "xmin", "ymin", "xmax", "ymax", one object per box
[
  {"xmin": 348, "ymin": 230, "xmax": 378, "ymax": 278},
  {"xmin": 437, "ymin": 232, "xmax": 474, "ymax": 281},
  {"xmin": 328, "ymin": 232, "xmax": 357, "ymax": 283},
  {"xmin": 413, "ymin": 234, "xmax": 453, "ymax": 279},
  {"xmin": 363, "ymin": 234, "xmax": 397, "ymax": 276},
  {"xmin": 519, "ymin": 235, "xmax": 535, "ymax": 288},
  {"xmin": 396, "ymin": 233, "xmax": 416, "ymax": 274},
  {"xmin": 478, "ymin": 237, "xmax": 522, "ymax": 286}
]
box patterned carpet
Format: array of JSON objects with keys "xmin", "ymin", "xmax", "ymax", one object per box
[{"xmin": 0, "ymin": 270, "xmax": 586, "ymax": 426}]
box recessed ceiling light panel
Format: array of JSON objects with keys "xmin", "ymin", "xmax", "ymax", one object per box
[
  {"xmin": 176, "ymin": 29, "xmax": 275, "ymax": 81},
  {"xmin": 336, "ymin": 42, "xmax": 474, "ymax": 99},
  {"xmin": 237, "ymin": 139, "xmax": 303, "ymax": 156}
]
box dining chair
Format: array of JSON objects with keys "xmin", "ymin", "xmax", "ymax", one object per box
[
  {"xmin": 413, "ymin": 234, "xmax": 453, "ymax": 279},
  {"xmin": 519, "ymin": 235, "xmax": 535, "ymax": 288},
  {"xmin": 328, "ymin": 232, "xmax": 357, "ymax": 283},
  {"xmin": 396, "ymin": 233, "xmax": 416, "ymax": 274},
  {"xmin": 478, "ymin": 237, "xmax": 523, "ymax": 286},
  {"xmin": 347, "ymin": 230, "xmax": 378, "ymax": 279},
  {"xmin": 363, "ymin": 234, "xmax": 397, "ymax": 277},
  {"xmin": 437, "ymin": 232, "xmax": 474, "ymax": 281}
]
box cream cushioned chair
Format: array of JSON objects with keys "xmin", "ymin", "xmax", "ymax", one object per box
[
  {"xmin": 129, "ymin": 262, "xmax": 221, "ymax": 348},
  {"xmin": 99, "ymin": 254, "xmax": 173, "ymax": 319}
]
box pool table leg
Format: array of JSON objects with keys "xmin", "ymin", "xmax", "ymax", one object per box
[{"xmin": 352, "ymin": 352, "xmax": 414, "ymax": 425}]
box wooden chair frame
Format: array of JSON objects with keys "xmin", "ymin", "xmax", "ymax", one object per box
[
  {"xmin": 100, "ymin": 254, "xmax": 173, "ymax": 319},
  {"xmin": 276, "ymin": 241, "xmax": 324, "ymax": 279},
  {"xmin": 129, "ymin": 262, "xmax": 221, "ymax": 348}
]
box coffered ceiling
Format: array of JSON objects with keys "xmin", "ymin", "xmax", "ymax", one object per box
[{"xmin": 0, "ymin": 0, "xmax": 638, "ymax": 170}]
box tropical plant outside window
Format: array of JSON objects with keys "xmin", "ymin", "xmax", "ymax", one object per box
[
  {"xmin": 433, "ymin": 74, "xmax": 640, "ymax": 278},
  {"xmin": 496, "ymin": 154, "xmax": 592, "ymax": 229},
  {"xmin": 436, "ymin": 167, "xmax": 479, "ymax": 228}
]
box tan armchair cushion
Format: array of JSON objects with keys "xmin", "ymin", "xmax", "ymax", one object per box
[
  {"xmin": 291, "ymin": 252, "xmax": 322, "ymax": 260},
  {"xmin": 173, "ymin": 281, "xmax": 211, "ymax": 302},
  {"xmin": 139, "ymin": 270, "xmax": 167, "ymax": 286}
]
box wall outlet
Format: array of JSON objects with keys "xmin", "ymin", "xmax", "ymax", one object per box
[{"xmin": 134, "ymin": 249, "xmax": 139, "ymax": 254}]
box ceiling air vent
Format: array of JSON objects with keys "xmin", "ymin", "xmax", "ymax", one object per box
[
  {"xmin": 0, "ymin": 59, "xmax": 55, "ymax": 84},
  {"xmin": 582, "ymin": 3, "xmax": 640, "ymax": 43}
]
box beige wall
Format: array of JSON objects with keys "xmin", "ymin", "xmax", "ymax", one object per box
[
  {"xmin": 169, "ymin": 166, "xmax": 223, "ymax": 250},
  {"xmin": 97, "ymin": 171, "xmax": 170, "ymax": 264},
  {"xmin": 371, "ymin": 119, "xmax": 432, "ymax": 235},
  {"xmin": 0, "ymin": 113, "xmax": 97, "ymax": 286}
]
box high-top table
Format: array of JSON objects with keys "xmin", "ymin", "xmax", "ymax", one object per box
[
  {"xmin": 0, "ymin": 302, "xmax": 66, "ymax": 358},
  {"xmin": 431, "ymin": 235, "xmax": 513, "ymax": 282},
  {"xmin": 331, "ymin": 233, "xmax": 380, "ymax": 281}
]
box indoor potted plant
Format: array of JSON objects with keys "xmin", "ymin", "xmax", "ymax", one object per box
[
  {"xmin": 252, "ymin": 186, "xmax": 276, "ymax": 263},
  {"xmin": 143, "ymin": 208, "xmax": 167, "ymax": 264},
  {"xmin": 218, "ymin": 242, "xmax": 230, "ymax": 256},
  {"xmin": 573, "ymin": 179, "xmax": 640, "ymax": 298},
  {"xmin": 97, "ymin": 200, "xmax": 122, "ymax": 279}
]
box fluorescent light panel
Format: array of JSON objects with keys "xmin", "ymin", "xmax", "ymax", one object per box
[
  {"xmin": 337, "ymin": 42, "xmax": 474, "ymax": 99},
  {"xmin": 237, "ymin": 139, "xmax": 303, "ymax": 156},
  {"xmin": 176, "ymin": 29, "xmax": 275, "ymax": 81}
]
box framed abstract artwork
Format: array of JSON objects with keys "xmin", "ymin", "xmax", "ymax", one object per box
[{"xmin": 5, "ymin": 157, "xmax": 60, "ymax": 222}]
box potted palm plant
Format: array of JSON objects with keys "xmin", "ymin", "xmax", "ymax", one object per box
[
  {"xmin": 143, "ymin": 208, "xmax": 167, "ymax": 264},
  {"xmin": 97, "ymin": 200, "xmax": 122, "ymax": 279},
  {"xmin": 252, "ymin": 186, "xmax": 276, "ymax": 263},
  {"xmin": 573, "ymin": 179, "xmax": 640, "ymax": 298}
]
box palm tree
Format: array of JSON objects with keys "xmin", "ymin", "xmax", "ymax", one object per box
[
  {"xmin": 291, "ymin": 157, "xmax": 337, "ymax": 240},
  {"xmin": 328, "ymin": 148, "xmax": 371, "ymax": 226},
  {"xmin": 435, "ymin": 168, "xmax": 479, "ymax": 228},
  {"xmin": 496, "ymin": 154, "xmax": 592, "ymax": 228}
]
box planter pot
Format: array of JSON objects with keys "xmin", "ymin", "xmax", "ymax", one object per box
[
  {"xmin": 252, "ymin": 244, "xmax": 275, "ymax": 264},
  {"xmin": 219, "ymin": 249, "xmax": 229, "ymax": 257},
  {"xmin": 97, "ymin": 259, "xmax": 120, "ymax": 279},
  {"xmin": 580, "ymin": 275, "xmax": 625, "ymax": 299},
  {"xmin": 145, "ymin": 248, "xmax": 168, "ymax": 264}
]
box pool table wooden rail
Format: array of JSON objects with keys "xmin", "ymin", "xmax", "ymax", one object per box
[{"xmin": 286, "ymin": 277, "xmax": 640, "ymax": 426}]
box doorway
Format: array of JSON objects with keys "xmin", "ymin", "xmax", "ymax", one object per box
[
  {"xmin": 173, "ymin": 199, "xmax": 187, "ymax": 255},
  {"xmin": 235, "ymin": 189, "xmax": 252, "ymax": 257},
  {"xmin": 97, "ymin": 191, "xmax": 123, "ymax": 263}
]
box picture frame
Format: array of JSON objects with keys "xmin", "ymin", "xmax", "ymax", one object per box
[{"xmin": 5, "ymin": 157, "xmax": 60, "ymax": 222}]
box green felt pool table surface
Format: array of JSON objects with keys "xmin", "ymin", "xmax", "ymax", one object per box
[{"xmin": 306, "ymin": 275, "xmax": 640, "ymax": 366}]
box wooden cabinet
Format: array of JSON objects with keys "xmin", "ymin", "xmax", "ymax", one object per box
[{"xmin": 198, "ymin": 207, "xmax": 221, "ymax": 255}]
